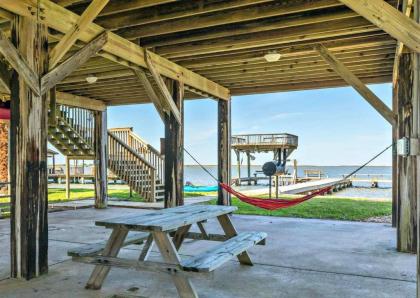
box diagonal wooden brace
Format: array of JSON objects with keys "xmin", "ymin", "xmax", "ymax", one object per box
[
  {"xmin": 0, "ymin": 31, "xmax": 40, "ymax": 97},
  {"xmin": 41, "ymin": 31, "xmax": 109, "ymax": 95},
  {"xmin": 314, "ymin": 44, "xmax": 397, "ymax": 126},
  {"xmin": 133, "ymin": 68, "xmax": 166, "ymax": 121},
  {"xmin": 49, "ymin": 0, "xmax": 110, "ymax": 69},
  {"xmin": 145, "ymin": 50, "xmax": 182, "ymax": 124}
]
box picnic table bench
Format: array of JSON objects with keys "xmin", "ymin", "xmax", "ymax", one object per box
[{"xmin": 68, "ymin": 204, "xmax": 267, "ymax": 298}]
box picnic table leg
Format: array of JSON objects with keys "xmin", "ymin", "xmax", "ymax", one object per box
[
  {"xmin": 173, "ymin": 224, "xmax": 192, "ymax": 250},
  {"xmin": 85, "ymin": 227, "xmax": 129, "ymax": 290},
  {"xmin": 197, "ymin": 221, "xmax": 209, "ymax": 240},
  {"xmin": 153, "ymin": 231, "xmax": 198, "ymax": 298},
  {"xmin": 217, "ymin": 214, "xmax": 253, "ymax": 266},
  {"xmin": 138, "ymin": 234, "xmax": 154, "ymax": 261}
]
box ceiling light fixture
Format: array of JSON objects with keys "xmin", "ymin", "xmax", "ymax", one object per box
[
  {"xmin": 264, "ymin": 51, "xmax": 281, "ymax": 62},
  {"xmin": 86, "ymin": 74, "xmax": 98, "ymax": 84}
]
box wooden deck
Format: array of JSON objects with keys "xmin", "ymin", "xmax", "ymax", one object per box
[
  {"xmin": 279, "ymin": 178, "xmax": 351, "ymax": 195},
  {"xmin": 232, "ymin": 133, "xmax": 298, "ymax": 152}
]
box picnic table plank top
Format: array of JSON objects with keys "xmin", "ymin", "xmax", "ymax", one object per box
[{"xmin": 95, "ymin": 205, "xmax": 237, "ymax": 232}]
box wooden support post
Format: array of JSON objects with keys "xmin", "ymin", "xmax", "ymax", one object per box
[
  {"xmin": 65, "ymin": 157, "xmax": 70, "ymax": 199},
  {"xmin": 247, "ymin": 152, "xmax": 251, "ymax": 186},
  {"xmin": 395, "ymin": 0, "xmax": 420, "ymax": 255},
  {"xmin": 9, "ymin": 15, "xmax": 49, "ymax": 279},
  {"xmin": 164, "ymin": 80, "xmax": 184, "ymax": 208},
  {"xmin": 392, "ymin": 86, "xmax": 398, "ymax": 228},
  {"xmin": 94, "ymin": 109, "xmax": 108, "ymax": 209},
  {"xmin": 235, "ymin": 150, "xmax": 241, "ymax": 185},
  {"xmin": 218, "ymin": 99, "xmax": 231, "ymax": 206}
]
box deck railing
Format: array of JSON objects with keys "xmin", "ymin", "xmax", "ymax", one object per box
[{"xmin": 232, "ymin": 133, "xmax": 298, "ymax": 147}]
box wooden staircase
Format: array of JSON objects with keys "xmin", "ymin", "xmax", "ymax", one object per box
[
  {"xmin": 48, "ymin": 105, "xmax": 95, "ymax": 157},
  {"xmin": 108, "ymin": 129, "xmax": 165, "ymax": 202},
  {"xmin": 48, "ymin": 105, "xmax": 164, "ymax": 202}
]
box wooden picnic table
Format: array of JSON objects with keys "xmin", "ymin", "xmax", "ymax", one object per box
[{"xmin": 68, "ymin": 204, "xmax": 267, "ymax": 298}]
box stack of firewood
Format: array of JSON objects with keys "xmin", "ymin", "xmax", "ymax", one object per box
[{"xmin": 0, "ymin": 120, "xmax": 8, "ymax": 194}]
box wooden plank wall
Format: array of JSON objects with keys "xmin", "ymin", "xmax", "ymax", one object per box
[
  {"xmin": 164, "ymin": 80, "xmax": 184, "ymax": 208},
  {"xmin": 217, "ymin": 99, "xmax": 231, "ymax": 206},
  {"xmin": 9, "ymin": 15, "xmax": 49, "ymax": 279}
]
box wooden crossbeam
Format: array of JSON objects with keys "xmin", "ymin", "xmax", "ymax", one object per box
[
  {"xmin": 42, "ymin": 31, "xmax": 108, "ymax": 94},
  {"xmin": 0, "ymin": 0, "xmax": 230, "ymax": 101},
  {"xmin": 49, "ymin": 0, "xmax": 109, "ymax": 69},
  {"xmin": 133, "ymin": 69, "xmax": 165, "ymax": 121},
  {"xmin": 338, "ymin": 0, "xmax": 420, "ymax": 54},
  {"xmin": 145, "ymin": 50, "xmax": 182, "ymax": 124},
  {"xmin": 0, "ymin": 31, "xmax": 40, "ymax": 96},
  {"xmin": 314, "ymin": 44, "xmax": 396, "ymax": 126},
  {"xmin": 56, "ymin": 91, "xmax": 106, "ymax": 111}
]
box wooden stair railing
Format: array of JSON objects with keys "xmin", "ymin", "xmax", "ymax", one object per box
[
  {"xmin": 108, "ymin": 131, "xmax": 157, "ymax": 202},
  {"xmin": 48, "ymin": 105, "xmax": 95, "ymax": 157},
  {"xmin": 108, "ymin": 127, "xmax": 164, "ymax": 185},
  {"xmin": 48, "ymin": 108, "xmax": 163, "ymax": 201}
]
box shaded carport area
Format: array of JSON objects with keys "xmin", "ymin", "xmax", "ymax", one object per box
[{"xmin": 0, "ymin": 0, "xmax": 418, "ymax": 297}]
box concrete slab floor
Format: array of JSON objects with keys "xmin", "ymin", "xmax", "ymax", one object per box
[{"xmin": 0, "ymin": 207, "xmax": 415, "ymax": 298}]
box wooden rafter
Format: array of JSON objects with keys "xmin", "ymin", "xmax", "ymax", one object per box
[
  {"xmin": 49, "ymin": 0, "xmax": 109, "ymax": 69},
  {"xmin": 338, "ymin": 0, "xmax": 420, "ymax": 53},
  {"xmin": 42, "ymin": 31, "xmax": 108, "ymax": 94},
  {"xmin": 314, "ymin": 44, "xmax": 396, "ymax": 126},
  {"xmin": 0, "ymin": 31, "xmax": 40, "ymax": 96},
  {"xmin": 133, "ymin": 69, "xmax": 165, "ymax": 121},
  {"xmin": 0, "ymin": 0, "xmax": 230, "ymax": 101},
  {"xmin": 145, "ymin": 50, "xmax": 182, "ymax": 124}
]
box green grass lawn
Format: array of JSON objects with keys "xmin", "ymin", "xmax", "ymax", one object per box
[
  {"xmin": 0, "ymin": 188, "xmax": 392, "ymax": 222},
  {"xmin": 205, "ymin": 196, "xmax": 391, "ymax": 221}
]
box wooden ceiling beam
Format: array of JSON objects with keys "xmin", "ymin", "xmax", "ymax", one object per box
[
  {"xmin": 97, "ymin": 0, "xmax": 273, "ymax": 30},
  {"xmin": 95, "ymin": 0, "xmax": 176, "ymax": 17},
  {"xmin": 116, "ymin": 0, "xmax": 343, "ymax": 39},
  {"xmin": 49, "ymin": 0, "xmax": 110, "ymax": 69},
  {"xmin": 0, "ymin": 0, "xmax": 230, "ymax": 100},
  {"xmin": 176, "ymin": 34, "xmax": 395, "ymax": 68},
  {"xmin": 338, "ymin": 0, "xmax": 420, "ymax": 53},
  {"xmin": 53, "ymin": 0, "xmax": 88, "ymax": 7},
  {"xmin": 55, "ymin": 91, "xmax": 106, "ymax": 111},
  {"xmin": 142, "ymin": 10, "xmax": 359, "ymax": 48},
  {"xmin": 229, "ymin": 75, "xmax": 392, "ymax": 96},
  {"xmin": 314, "ymin": 44, "xmax": 396, "ymax": 126},
  {"xmin": 156, "ymin": 18, "xmax": 379, "ymax": 58}
]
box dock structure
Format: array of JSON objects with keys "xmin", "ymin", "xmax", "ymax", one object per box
[
  {"xmin": 346, "ymin": 174, "xmax": 392, "ymax": 188},
  {"xmin": 0, "ymin": 0, "xmax": 417, "ymax": 289},
  {"xmin": 232, "ymin": 133, "xmax": 298, "ymax": 185}
]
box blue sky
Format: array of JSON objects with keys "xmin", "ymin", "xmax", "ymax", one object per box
[{"xmin": 107, "ymin": 83, "xmax": 393, "ymax": 166}]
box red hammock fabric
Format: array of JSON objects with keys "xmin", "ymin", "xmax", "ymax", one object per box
[
  {"xmin": 219, "ymin": 183, "xmax": 331, "ymax": 211},
  {"xmin": 0, "ymin": 108, "xmax": 10, "ymax": 120}
]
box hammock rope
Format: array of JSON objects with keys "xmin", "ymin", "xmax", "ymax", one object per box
[{"xmin": 184, "ymin": 144, "xmax": 392, "ymax": 211}]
